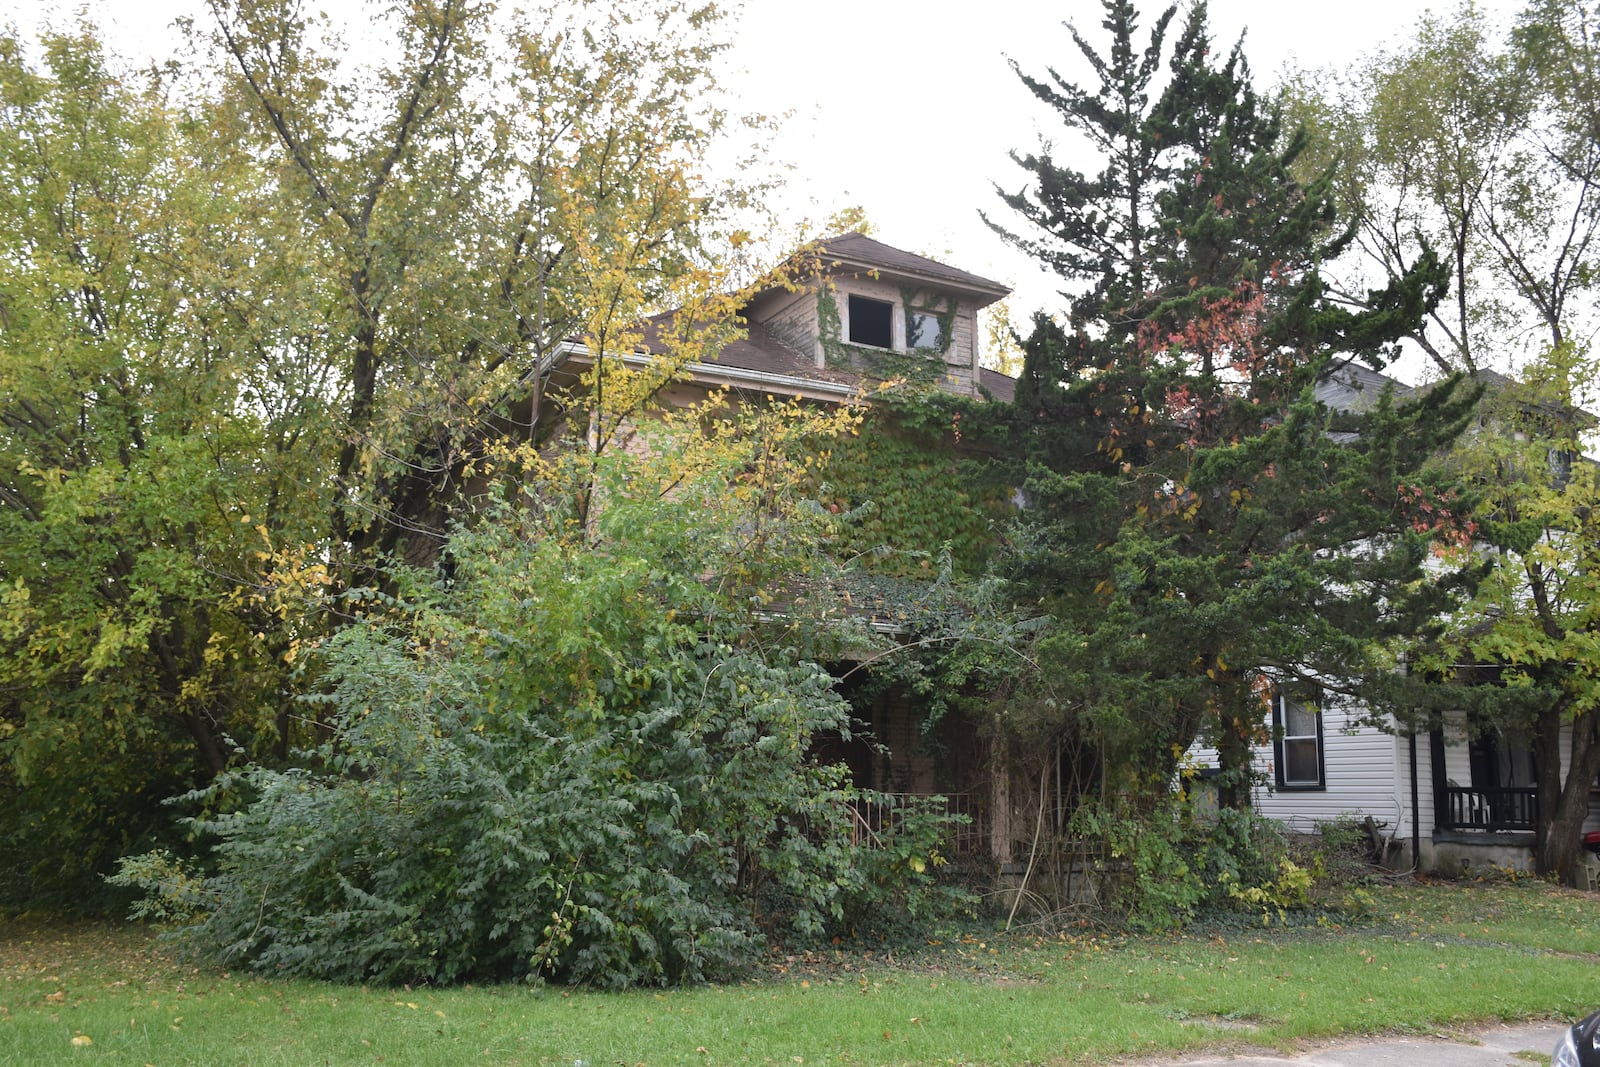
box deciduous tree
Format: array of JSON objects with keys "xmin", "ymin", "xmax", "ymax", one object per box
[
  {"xmin": 0, "ymin": 0, "xmax": 766, "ymax": 909},
  {"xmin": 1304, "ymin": 0, "xmax": 1600, "ymax": 374},
  {"xmin": 1418, "ymin": 346, "xmax": 1600, "ymax": 886},
  {"xmin": 0, "ymin": 26, "xmax": 321, "ymax": 906}
]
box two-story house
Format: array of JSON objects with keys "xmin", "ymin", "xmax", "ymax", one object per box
[
  {"xmin": 556, "ymin": 233, "xmax": 1019, "ymax": 861},
  {"xmin": 1190, "ymin": 364, "xmax": 1600, "ymax": 882}
]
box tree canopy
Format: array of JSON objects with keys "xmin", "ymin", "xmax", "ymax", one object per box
[
  {"xmin": 1300, "ymin": 0, "xmax": 1600, "ymax": 374},
  {"xmin": 0, "ymin": 0, "xmax": 769, "ymax": 910},
  {"xmin": 988, "ymin": 0, "xmax": 1476, "ymax": 825},
  {"xmin": 1296, "ymin": 0, "xmax": 1600, "ymax": 885}
]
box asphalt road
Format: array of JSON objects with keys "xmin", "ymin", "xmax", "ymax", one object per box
[{"xmin": 1148, "ymin": 1022, "xmax": 1566, "ymax": 1067}]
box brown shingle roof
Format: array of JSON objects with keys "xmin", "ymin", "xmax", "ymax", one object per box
[
  {"xmin": 641, "ymin": 314, "xmax": 859, "ymax": 390},
  {"xmin": 708, "ymin": 321, "xmax": 858, "ymax": 386},
  {"xmin": 978, "ymin": 367, "xmax": 1017, "ymax": 402},
  {"xmin": 815, "ymin": 233, "xmax": 1010, "ymax": 304}
]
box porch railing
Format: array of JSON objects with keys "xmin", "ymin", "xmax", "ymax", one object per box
[
  {"xmin": 846, "ymin": 792, "xmax": 985, "ymax": 855},
  {"xmin": 1439, "ymin": 786, "xmax": 1539, "ymax": 832}
]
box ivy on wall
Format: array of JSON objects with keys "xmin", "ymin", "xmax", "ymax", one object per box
[
  {"xmin": 813, "ymin": 409, "xmax": 1011, "ymax": 578},
  {"xmin": 900, "ymin": 285, "xmax": 958, "ymax": 358},
  {"xmin": 816, "ymin": 289, "xmax": 955, "ymax": 384}
]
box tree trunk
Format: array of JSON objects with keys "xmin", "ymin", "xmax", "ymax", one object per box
[
  {"xmin": 1533, "ymin": 707, "xmax": 1600, "ymax": 886},
  {"xmin": 1216, "ymin": 715, "xmax": 1254, "ymax": 811},
  {"xmin": 1212, "ymin": 666, "xmax": 1255, "ymax": 811}
]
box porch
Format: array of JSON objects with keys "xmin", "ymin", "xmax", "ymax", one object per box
[
  {"xmin": 846, "ymin": 791, "xmax": 988, "ymax": 856},
  {"xmin": 1437, "ymin": 785, "xmax": 1538, "ymax": 833}
]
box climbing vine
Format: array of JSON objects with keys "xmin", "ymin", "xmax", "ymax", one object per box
[
  {"xmin": 813, "ymin": 409, "xmax": 1012, "ymax": 578},
  {"xmin": 815, "ymin": 289, "xmax": 947, "ymax": 384}
]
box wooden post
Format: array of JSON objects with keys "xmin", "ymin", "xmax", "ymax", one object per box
[{"xmin": 990, "ymin": 737, "xmax": 1013, "ymax": 865}]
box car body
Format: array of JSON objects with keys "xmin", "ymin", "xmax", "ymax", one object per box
[{"xmin": 1554, "ymin": 1011, "xmax": 1600, "ymax": 1067}]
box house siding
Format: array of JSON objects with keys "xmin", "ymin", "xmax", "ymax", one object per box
[
  {"xmin": 1196, "ymin": 698, "xmax": 1600, "ymax": 872},
  {"xmin": 1254, "ymin": 711, "xmax": 1424, "ymax": 849},
  {"xmin": 948, "ymin": 305, "xmax": 979, "ymax": 377},
  {"xmin": 824, "ymin": 274, "xmax": 980, "ymax": 394},
  {"xmin": 751, "ymin": 289, "xmax": 821, "ymax": 367},
  {"xmin": 1191, "ymin": 699, "xmax": 1427, "ymax": 852}
]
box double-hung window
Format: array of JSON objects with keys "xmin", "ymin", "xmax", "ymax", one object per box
[{"xmin": 1273, "ymin": 691, "xmax": 1325, "ymax": 790}]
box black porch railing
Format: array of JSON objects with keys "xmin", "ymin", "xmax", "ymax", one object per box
[{"xmin": 1440, "ymin": 786, "xmax": 1539, "ymax": 832}]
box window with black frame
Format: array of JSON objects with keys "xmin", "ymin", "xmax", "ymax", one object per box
[{"xmin": 1273, "ymin": 691, "xmax": 1325, "ymax": 790}]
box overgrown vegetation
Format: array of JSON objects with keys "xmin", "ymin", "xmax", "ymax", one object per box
[
  {"xmin": 971, "ymin": 0, "xmax": 1488, "ymax": 874},
  {"xmin": 107, "ymin": 399, "xmax": 979, "ymax": 985},
  {"xmin": 8, "ymin": 0, "xmax": 1600, "ymax": 983},
  {"xmin": 0, "ymin": 0, "xmax": 771, "ymax": 914}
]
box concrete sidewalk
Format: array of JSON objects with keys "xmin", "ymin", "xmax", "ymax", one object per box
[{"xmin": 1150, "ymin": 1022, "xmax": 1565, "ymax": 1067}]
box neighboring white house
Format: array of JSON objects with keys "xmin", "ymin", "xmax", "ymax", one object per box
[
  {"xmin": 1191, "ymin": 365, "xmax": 1600, "ymax": 877},
  {"xmin": 1191, "ymin": 692, "xmax": 1600, "ymax": 875}
]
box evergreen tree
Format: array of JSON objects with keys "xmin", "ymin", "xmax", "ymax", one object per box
[
  {"xmin": 994, "ymin": 0, "xmax": 1474, "ymax": 811},
  {"xmin": 986, "ymin": 0, "xmax": 1177, "ymax": 337}
]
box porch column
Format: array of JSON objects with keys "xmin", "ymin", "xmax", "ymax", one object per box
[{"xmin": 990, "ymin": 738, "xmax": 1013, "ymax": 865}]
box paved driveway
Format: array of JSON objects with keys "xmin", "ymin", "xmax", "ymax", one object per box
[{"xmin": 1153, "ymin": 1022, "xmax": 1565, "ymax": 1067}]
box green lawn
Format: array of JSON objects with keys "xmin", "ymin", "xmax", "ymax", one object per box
[{"xmin": 3, "ymin": 880, "xmax": 1597, "ymax": 1066}]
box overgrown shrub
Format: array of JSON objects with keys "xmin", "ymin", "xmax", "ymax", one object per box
[
  {"xmin": 1306, "ymin": 814, "xmax": 1391, "ymax": 883},
  {"xmin": 112, "ymin": 416, "xmax": 970, "ymax": 986},
  {"xmin": 1067, "ymin": 796, "xmax": 1300, "ymax": 930},
  {"xmin": 118, "ymin": 632, "xmax": 860, "ymax": 986},
  {"xmin": 835, "ymin": 792, "xmax": 977, "ymax": 938}
]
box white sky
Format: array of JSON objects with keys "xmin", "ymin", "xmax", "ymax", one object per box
[
  {"xmin": 721, "ymin": 0, "xmax": 1517, "ymax": 335},
  {"xmin": 14, "ymin": 0, "xmax": 1518, "ymax": 375}
]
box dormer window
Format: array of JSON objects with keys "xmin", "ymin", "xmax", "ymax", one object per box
[
  {"xmin": 847, "ymin": 294, "xmax": 893, "ymax": 349},
  {"xmin": 907, "ymin": 310, "xmax": 943, "ymax": 351}
]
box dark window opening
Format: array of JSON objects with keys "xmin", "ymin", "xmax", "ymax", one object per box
[
  {"xmin": 848, "ymin": 294, "xmax": 893, "ymax": 349},
  {"xmin": 1550, "ymin": 447, "xmax": 1575, "ymax": 489}
]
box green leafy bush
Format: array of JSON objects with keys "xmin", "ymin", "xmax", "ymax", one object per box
[
  {"xmin": 1068, "ymin": 796, "xmax": 1299, "ymax": 930},
  {"xmin": 836, "ymin": 792, "xmax": 977, "ymax": 937},
  {"xmin": 1068, "ymin": 797, "xmax": 1208, "ymax": 931},
  {"xmin": 113, "ymin": 413, "xmax": 969, "ymax": 986},
  {"xmin": 116, "ymin": 633, "xmax": 858, "ymax": 986}
]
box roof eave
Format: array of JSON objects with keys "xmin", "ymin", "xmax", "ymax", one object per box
[
  {"xmin": 819, "ymin": 255, "xmax": 1011, "ymax": 306},
  {"xmin": 552, "ymin": 340, "xmax": 859, "ymax": 401}
]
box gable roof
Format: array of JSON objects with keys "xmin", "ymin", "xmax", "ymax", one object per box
[{"xmin": 1314, "ymin": 361, "xmax": 1417, "ymax": 414}]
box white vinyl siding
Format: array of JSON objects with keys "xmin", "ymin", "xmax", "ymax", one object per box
[{"xmin": 1191, "ymin": 697, "xmax": 1428, "ymax": 842}]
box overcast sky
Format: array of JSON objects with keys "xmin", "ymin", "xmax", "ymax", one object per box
[
  {"xmin": 721, "ymin": 0, "xmax": 1518, "ymax": 333},
  {"xmin": 14, "ymin": 0, "xmax": 1520, "ymax": 376}
]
